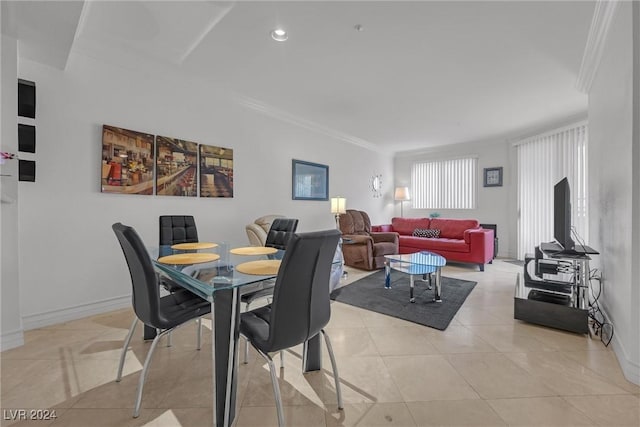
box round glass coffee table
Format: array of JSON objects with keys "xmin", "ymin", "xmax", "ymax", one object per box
[{"xmin": 384, "ymin": 251, "xmax": 447, "ymax": 303}]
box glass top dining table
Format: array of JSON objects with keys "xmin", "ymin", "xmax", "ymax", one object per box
[
  {"xmin": 147, "ymin": 243, "xmax": 326, "ymax": 427},
  {"xmin": 150, "ymin": 243, "xmax": 284, "ymax": 302}
]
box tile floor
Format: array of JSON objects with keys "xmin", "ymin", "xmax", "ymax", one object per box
[{"xmin": 1, "ymin": 260, "xmax": 638, "ymax": 426}]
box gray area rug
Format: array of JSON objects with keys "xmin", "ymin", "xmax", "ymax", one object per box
[
  {"xmin": 504, "ymin": 259, "xmax": 525, "ymax": 266},
  {"xmin": 330, "ymin": 270, "xmax": 477, "ymax": 330}
]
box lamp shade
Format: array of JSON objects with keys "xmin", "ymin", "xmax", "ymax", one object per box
[
  {"xmin": 394, "ymin": 187, "xmax": 410, "ymax": 201},
  {"xmin": 330, "ymin": 197, "xmax": 347, "ymax": 214}
]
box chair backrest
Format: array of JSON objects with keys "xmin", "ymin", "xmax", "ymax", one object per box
[
  {"xmin": 159, "ymin": 215, "xmax": 198, "ymax": 245},
  {"xmin": 113, "ymin": 223, "xmax": 162, "ymax": 328},
  {"xmin": 246, "ymin": 214, "xmax": 284, "ymax": 246},
  {"xmin": 339, "ymin": 210, "xmax": 372, "ymax": 235},
  {"xmin": 266, "ymin": 229, "xmax": 341, "ymax": 352},
  {"xmin": 265, "ymin": 218, "xmax": 299, "ymax": 250}
]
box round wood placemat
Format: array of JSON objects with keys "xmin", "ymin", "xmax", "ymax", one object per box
[
  {"xmin": 170, "ymin": 242, "xmax": 218, "ymax": 250},
  {"xmin": 235, "ymin": 259, "xmax": 281, "ymax": 275},
  {"xmin": 157, "ymin": 253, "xmax": 220, "ymax": 265},
  {"xmin": 229, "ymin": 246, "xmax": 278, "ymax": 256}
]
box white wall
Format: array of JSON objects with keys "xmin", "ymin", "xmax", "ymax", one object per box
[
  {"xmin": 14, "ymin": 50, "xmax": 392, "ymax": 328},
  {"xmin": 0, "ymin": 34, "xmax": 24, "ymax": 350},
  {"xmin": 394, "ymin": 139, "xmax": 513, "ymax": 257},
  {"xmin": 588, "ymin": 1, "xmax": 639, "ymax": 384}
]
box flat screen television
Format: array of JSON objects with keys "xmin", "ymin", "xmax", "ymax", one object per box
[{"xmin": 554, "ymin": 177, "xmax": 575, "ymax": 250}]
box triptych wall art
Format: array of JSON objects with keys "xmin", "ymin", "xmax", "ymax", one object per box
[{"xmin": 101, "ymin": 125, "xmax": 233, "ymax": 197}]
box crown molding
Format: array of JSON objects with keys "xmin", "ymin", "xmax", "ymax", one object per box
[
  {"xmin": 233, "ymin": 94, "xmax": 385, "ymax": 153},
  {"xmin": 576, "ymin": 0, "xmax": 621, "ymax": 93}
]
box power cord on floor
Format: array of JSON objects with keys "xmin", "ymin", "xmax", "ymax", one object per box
[
  {"xmin": 569, "ymin": 228, "xmax": 614, "ymax": 346},
  {"xmin": 588, "ymin": 268, "xmax": 613, "ymax": 346}
]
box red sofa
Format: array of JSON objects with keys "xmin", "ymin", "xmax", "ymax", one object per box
[{"xmin": 373, "ymin": 217, "xmax": 494, "ymax": 271}]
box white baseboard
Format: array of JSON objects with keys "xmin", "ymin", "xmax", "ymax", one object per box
[
  {"xmin": 22, "ymin": 294, "xmax": 131, "ymax": 331},
  {"xmin": 611, "ymin": 336, "xmax": 640, "ymax": 385},
  {"xmin": 598, "ymin": 305, "xmax": 640, "ymax": 385},
  {"xmin": 1, "ymin": 328, "xmax": 24, "ymax": 351}
]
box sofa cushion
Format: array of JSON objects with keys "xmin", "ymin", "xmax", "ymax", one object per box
[
  {"xmin": 392, "ymin": 217, "xmax": 430, "ymax": 236},
  {"xmin": 424, "ymin": 238, "xmax": 470, "ymax": 253},
  {"xmin": 413, "ymin": 228, "xmax": 440, "ymax": 238},
  {"xmin": 399, "ymin": 236, "xmax": 469, "ymax": 253},
  {"xmin": 430, "ymin": 218, "xmax": 479, "ymax": 239}
]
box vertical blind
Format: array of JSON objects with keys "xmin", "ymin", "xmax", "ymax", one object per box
[
  {"xmin": 412, "ymin": 157, "xmax": 477, "ymax": 209},
  {"xmin": 516, "ymin": 123, "xmax": 589, "ymax": 259}
]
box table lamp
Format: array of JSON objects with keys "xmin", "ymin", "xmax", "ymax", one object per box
[
  {"xmin": 330, "ymin": 197, "xmax": 346, "ymax": 229},
  {"xmin": 394, "ymin": 187, "xmax": 410, "ymax": 217}
]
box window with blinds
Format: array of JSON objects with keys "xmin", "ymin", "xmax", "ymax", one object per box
[
  {"xmin": 516, "ymin": 123, "xmax": 588, "ymax": 259},
  {"xmin": 411, "ymin": 157, "xmax": 477, "ymax": 209}
]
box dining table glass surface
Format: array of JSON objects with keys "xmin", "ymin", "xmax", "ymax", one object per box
[{"xmin": 149, "ymin": 243, "xmax": 284, "ymax": 302}]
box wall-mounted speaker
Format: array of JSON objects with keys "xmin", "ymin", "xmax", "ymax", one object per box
[
  {"xmin": 19, "ymin": 160, "xmax": 36, "ymax": 182},
  {"xmin": 18, "ymin": 124, "xmax": 36, "ymax": 153},
  {"xmin": 18, "ymin": 79, "xmax": 36, "ymax": 119}
]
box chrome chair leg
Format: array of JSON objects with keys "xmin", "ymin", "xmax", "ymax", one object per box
[
  {"xmin": 197, "ymin": 318, "xmax": 202, "ymax": 350},
  {"xmin": 167, "ymin": 331, "xmax": 173, "ymax": 347},
  {"xmin": 116, "ymin": 317, "xmax": 138, "ymax": 382},
  {"xmin": 280, "ymin": 351, "xmax": 285, "ymax": 369},
  {"xmin": 257, "ymin": 349, "xmax": 285, "ymax": 427},
  {"xmin": 321, "ymin": 329, "xmax": 343, "ymax": 409},
  {"xmin": 134, "ymin": 328, "xmax": 171, "ymax": 418},
  {"xmin": 243, "ymin": 301, "xmax": 251, "ymax": 364}
]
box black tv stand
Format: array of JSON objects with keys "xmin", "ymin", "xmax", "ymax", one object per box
[
  {"xmin": 540, "ymin": 241, "xmax": 563, "ymax": 253},
  {"xmin": 540, "ymin": 241, "xmax": 599, "ymax": 256},
  {"xmin": 514, "ymin": 245, "xmax": 599, "ymax": 334}
]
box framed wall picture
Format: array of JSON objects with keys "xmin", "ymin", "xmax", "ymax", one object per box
[
  {"xmin": 156, "ymin": 136, "xmax": 198, "ymax": 197},
  {"xmin": 199, "ymin": 144, "xmax": 234, "ymax": 197},
  {"xmin": 101, "ymin": 125, "xmax": 155, "ymax": 195},
  {"xmin": 292, "ymin": 159, "xmax": 329, "ymax": 200},
  {"xmin": 483, "ymin": 167, "xmax": 503, "ymax": 187}
]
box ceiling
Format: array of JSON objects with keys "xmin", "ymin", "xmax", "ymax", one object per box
[{"xmin": 1, "ymin": 1, "xmax": 595, "ymax": 153}]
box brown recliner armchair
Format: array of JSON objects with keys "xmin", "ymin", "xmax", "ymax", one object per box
[{"xmin": 338, "ymin": 210, "xmax": 399, "ymax": 270}]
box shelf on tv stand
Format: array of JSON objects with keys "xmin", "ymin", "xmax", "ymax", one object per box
[
  {"xmin": 513, "ymin": 248, "xmax": 598, "ymax": 335},
  {"xmin": 514, "ymin": 274, "xmax": 588, "ymax": 334}
]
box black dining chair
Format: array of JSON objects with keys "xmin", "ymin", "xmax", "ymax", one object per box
[
  {"xmin": 240, "ymin": 229, "xmax": 343, "ymax": 427},
  {"xmin": 112, "ymin": 222, "xmax": 211, "ymax": 418},
  {"xmin": 159, "ymin": 215, "xmax": 199, "ymax": 245},
  {"xmin": 154, "ymin": 215, "xmax": 205, "ymax": 343},
  {"xmin": 241, "ymin": 218, "xmax": 298, "ymax": 364},
  {"xmin": 263, "ymin": 217, "xmax": 299, "ymax": 250},
  {"xmin": 158, "ymin": 215, "xmax": 199, "ymax": 292}
]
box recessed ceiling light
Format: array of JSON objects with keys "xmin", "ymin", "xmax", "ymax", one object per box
[
  {"xmin": 354, "ymin": 24, "xmax": 364, "ymax": 32},
  {"xmin": 270, "ymin": 28, "xmax": 288, "ymax": 42}
]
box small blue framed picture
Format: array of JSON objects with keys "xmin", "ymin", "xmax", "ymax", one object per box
[{"xmin": 292, "ymin": 159, "xmax": 329, "ymax": 200}]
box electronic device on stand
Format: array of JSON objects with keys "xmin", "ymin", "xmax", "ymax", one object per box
[{"xmin": 514, "ymin": 177, "xmax": 599, "ymax": 334}]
